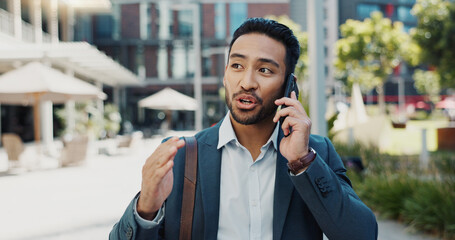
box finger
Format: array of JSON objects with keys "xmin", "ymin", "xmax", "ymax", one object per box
[
  {"xmin": 275, "ymin": 97, "xmax": 304, "ymax": 113},
  {"xmin": 151, "ymin": 160, "xmax": 174, "ymax": 182},
  {"xmin": 290, "ymin": 91, "xmax": 298, "ymax": 100},
  {"xmin": 145, "ymin": 138, "xmax": 185, "ymax": 169},
  {"xmin": 273, "ymin": 106, "xmax": 303, "ymax": 123}
]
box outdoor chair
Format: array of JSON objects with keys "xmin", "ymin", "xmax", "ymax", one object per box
[
  {"xmin": 116, "ymin": 131, "xmax": 143, "ymax": 154},
  {"xmin": 60, "ymin": 135, "xmax": 89, "ymax": 167},
  {"xmin": 1, "ymin": 133, "xmax": 25, "ymax": 168}
]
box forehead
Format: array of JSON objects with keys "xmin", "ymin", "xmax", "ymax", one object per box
[{"xmin": 230, "ymin": 33, "xmax": 286, "ymax": 66}]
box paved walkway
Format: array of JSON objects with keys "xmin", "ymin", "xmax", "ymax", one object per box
[{"xmin": 0, "ymin": 134, "xmax": 440, "ymax": 240}]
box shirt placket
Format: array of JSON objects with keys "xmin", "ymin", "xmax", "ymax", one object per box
[{"xmin": 248, "ymin": 162, "xmax": 261, "ymax": 240}]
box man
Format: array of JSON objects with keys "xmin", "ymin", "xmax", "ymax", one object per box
[{"xmin": 110, "ymin": 18, "xmax": 377, "ymax": 240}]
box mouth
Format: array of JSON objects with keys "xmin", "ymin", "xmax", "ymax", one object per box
[{"xmin": 235, "ymin": 94, "xmax": 259, "ymax": 110}]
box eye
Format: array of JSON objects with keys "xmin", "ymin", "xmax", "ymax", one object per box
[
  {"xmin": 231, "ymin": 63, "xmax": 243, "ymax": 69},
  {"xmin": 259, "ymin": 68, "xmax": 273, "ymax": 74}
]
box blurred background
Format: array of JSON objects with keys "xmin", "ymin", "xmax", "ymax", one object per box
[{"xmin": 0, "ymin": 0, "xmax": 454, "ymax": 239}]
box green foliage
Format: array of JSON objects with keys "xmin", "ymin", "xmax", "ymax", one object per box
[
  {"xmin": 55, "ymin": 102, "xmax": 121, "ymax": 139},
  {"xmin": 335, "ymin": 12, "xmax": 414, "ymax": 92},
  {"xmin": 362, "ymin": 174, "xmax": 420, "ymax": 219},
  {"xmin": 334, "ymin": 12, "xmax": 418, "ymax": 113},
  {"xmin": 103, "ymin": 104, "xmax": 122, "ymax": 138},
  {"xmin": 402, "ymin": 181, "xmax": 455, "ymax": 239},
  {"xmin": 411, "ymin": 0, "xmax": 455, "ymax": 88},
  {"xmin": 335, "ymin": 141, "xmax": 455, "ymax": 239},
  {"xmin": 413, "ymin": 69, "xmax": 441, "ymax": 103}
]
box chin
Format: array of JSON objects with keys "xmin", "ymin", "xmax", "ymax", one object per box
[{"xmin": 231, "ymin": 108, "xmax": 264, "ymax": 125}]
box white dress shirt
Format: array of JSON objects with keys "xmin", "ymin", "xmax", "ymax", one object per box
[
  {"xmin": 217, "ymin": 113, "xmax": 278, "ymax": 240},
  {"xmin": 134, "ymin": 113, "xmax": 279, "ymax": 240}
]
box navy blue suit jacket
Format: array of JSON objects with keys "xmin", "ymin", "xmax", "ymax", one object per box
[{"xmin": 110, "ymin": 122, "xmax": 378, "ymax": 240}]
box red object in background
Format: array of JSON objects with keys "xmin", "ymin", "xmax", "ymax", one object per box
[
  {"xmin": 394, "ymin": 63, "xmax": 401, "ymax": 76},
  {"xmin": 385, "ymin": 4, "xmax": 394, "ymax": 18}
]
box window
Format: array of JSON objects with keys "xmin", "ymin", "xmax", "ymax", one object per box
[
  {"xmin": 95, "ymin": 14, "xmax": 114, "ymax": 39},
  {"xmin": 178, "ymin": 10, "xmax": 193, "ymax": 37},
  {"xmin": 397, "ymin": 6, "xmax": 415, "ymax": 23},
  {"xmin": 398, "ymin": 0, "xmax": 416, "ymax": 4},
  {"xmin": 229, "ymin": 3, "xmax": 247, "ymax": 36},
  {"xmin": 0, "ymin": 1, "xmax": 7, "ymax": 11},
  {"xmin": 357, "ymin": 3, "xmax": 380, "ymax": 19},
  {"xmin": 215, "ymin": 3, "xmax": 226, "ymax": 39}
]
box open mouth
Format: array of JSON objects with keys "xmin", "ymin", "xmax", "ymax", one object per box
[{"xmin": 240, "ymin": 99, "xmax": 254, "ymax": 105}]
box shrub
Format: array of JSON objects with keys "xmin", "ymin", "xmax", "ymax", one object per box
[
  {"xmin": 402, "ymin": 180, "xmax": 455, "ymax": 240},
  {"xmin": 359, "ymin": 174, "xmax": 420, "ymax": 219}
]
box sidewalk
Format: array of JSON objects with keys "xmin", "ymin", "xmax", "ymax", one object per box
[{"xmin": 0, "ymin": 134, "xmax": 440, "ymax": 240}]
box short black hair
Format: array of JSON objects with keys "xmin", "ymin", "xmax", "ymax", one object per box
[{"xmin": 228, "ymin": 18, "xmax": 300, "ymax": 77}]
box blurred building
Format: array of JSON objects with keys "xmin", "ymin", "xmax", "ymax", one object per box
[
  {"xmin": 87, "ymin": 0, "xmax": 292, "ymax": 132},
  {"xmin": 0, "ymin": 0, "xmax": 140, "ymax": 142}
]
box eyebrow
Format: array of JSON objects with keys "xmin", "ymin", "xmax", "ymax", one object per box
[{"xmin": 229, "ymin": 53, "xmax": 280, "ymax": 68}]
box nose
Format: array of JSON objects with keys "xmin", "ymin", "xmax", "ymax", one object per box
[{"xmin": 240, "ymin": 69, "xmax": 258, "ymax": 91}]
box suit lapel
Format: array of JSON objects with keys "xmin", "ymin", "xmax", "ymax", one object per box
[
  {"xmin": 273, "ymin": 131, "xmax": 294, "ymax": 240},
  {"xmin": 198, "ymin": 124, "xmax": 222, "ymax": 239}
]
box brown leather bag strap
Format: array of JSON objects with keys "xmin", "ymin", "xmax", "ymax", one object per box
[{"xmin": 179, "ymin": 136, "xmax": 198, "ymax": 240}]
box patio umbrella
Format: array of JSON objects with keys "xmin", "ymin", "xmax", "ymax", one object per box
[
  {"xmin": 138, "ymin": 87, "xmax": 197, "ymax": 111},
  {"xmin": 139, "ymin": 88, "xmax": 197, "ymax": 132},
  {"xmin": 0, "ymin": 61, "xmax": 106, "ymax": 143},
  {"xmin": 436, "ymin": 97, "xmax": 455, "ymax": 109}
]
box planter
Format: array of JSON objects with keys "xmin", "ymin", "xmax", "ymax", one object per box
[
  {"xmin": 437, "ymin": 127, "xmax": 455, "ymax": 151},
  {"xmin": 392, "ymin": 121, "xmax": 406, "ymax": 128}
]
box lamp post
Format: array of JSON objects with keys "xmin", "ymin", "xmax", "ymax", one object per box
[{"xmin": 307, "ymin": 0, "xmax": 327, "ymax": 137}]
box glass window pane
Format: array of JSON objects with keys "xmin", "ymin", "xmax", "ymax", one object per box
[
  {"xmin": 215, "ymin": 3, "xmax": 226, "ymax": 39},
  {"xmin": 229, "ymin": 3, "xmax": 247, "ymax": 35},
  {"xmin": 95, "ymin": 15, "xmax": 114, "ymax": 39},
  {"xmin": 357, "ymin": 3, "xmax": 380, "ymax": 19},
  {"xmin": 178, "ymin": 10, "xmax": 192, "ymax": 37},
  {"xmin": 397, "ymin": 6, "xmax": 415, "ymax": 22}
]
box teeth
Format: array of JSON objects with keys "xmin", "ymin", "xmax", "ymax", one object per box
[{"xmin": 240, "ymin": 99, "xmax": 252, "ymax": 104}]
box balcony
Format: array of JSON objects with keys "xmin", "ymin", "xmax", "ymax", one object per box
[{"xmin": 0, "ymin": 8, "xmax": 52, "ymax": 43}]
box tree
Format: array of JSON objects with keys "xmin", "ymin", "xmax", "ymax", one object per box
[
  {"xmin": 413, "ymin": 69, "xmax": 441, "ymax": 104},
  {"xmin": 334, "ymin": 12, "xmax": 416, "ymax": 113},
  {"xmin": 411, "ymin": 0, "xmax": 455, "ymax": 88}
]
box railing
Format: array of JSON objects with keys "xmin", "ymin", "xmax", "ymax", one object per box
[
  {"xmin": 42, "ymin": 32, "xmax": 52, "ymax": 43},
  {"xmin": 0, "ymin": 8, "xmax": 55, "ymax": 43},
  {"xmin": 22, "ymin": 21, "xmax": 35, "ymax": 42},
  {"xmin": 0, "ymin": 8, "xmax": 14, "ymax": 37}
]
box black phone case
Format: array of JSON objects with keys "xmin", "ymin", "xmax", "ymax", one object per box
[{"xmin": 279, "ymin": 73, "xmax": 299, "ymax": 124}]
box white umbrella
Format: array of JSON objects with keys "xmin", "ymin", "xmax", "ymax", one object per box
[
  {"xmin": 138, "ymin": 87, "xmax": 197, "ymax": 111},
  {"xmin": 0, "ymin": 62, "xmax": 107, "ymax": 143}
]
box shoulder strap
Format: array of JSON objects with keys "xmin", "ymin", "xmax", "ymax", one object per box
[{"xmin": 180, "ymin": 136, "xmax": 198, "ymax": 240}]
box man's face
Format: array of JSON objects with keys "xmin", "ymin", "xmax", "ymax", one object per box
[{"xmin": 224, "ymin": 33, "xmax": 287, "ymax": 125}]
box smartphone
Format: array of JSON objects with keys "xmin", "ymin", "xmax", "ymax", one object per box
[{"xmin": 279, "ymin": 73, "xmax": 299, "ymax": 125}]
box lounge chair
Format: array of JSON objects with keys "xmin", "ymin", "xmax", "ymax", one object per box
[{"xmin": 60, "ymin": 135, "xmax": 89, "ymax": 167}]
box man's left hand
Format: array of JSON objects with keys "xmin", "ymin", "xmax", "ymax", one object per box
[{"xmin": 273, "ymin": 91, "xmax": 312, "ymax": 167}]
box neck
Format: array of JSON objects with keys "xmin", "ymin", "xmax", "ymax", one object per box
[{"xmin": 230, "ymin": 114, "xmax": 276, "ymax": 160}]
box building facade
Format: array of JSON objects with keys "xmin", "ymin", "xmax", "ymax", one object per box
[
  {"xmin": 88, "ymin": 0, "xmax": 291, "ymax": 132},
  {"xmin": 0, "ymin": 0, "xmax": 139, "ymax": 143}
]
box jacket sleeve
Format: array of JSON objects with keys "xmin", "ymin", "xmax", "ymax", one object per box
[
  {"xmin": 109, "ymin": 193, "xmax": 163, "ymax": 240},
  {"xmin": 290, "ymin": 136, "xmax": 378, "ymax": 240}
]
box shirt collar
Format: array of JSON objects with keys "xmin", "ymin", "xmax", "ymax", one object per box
[{"xmin": 217, "ymin": 112, "xmax": 279, "ymax": 150}]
